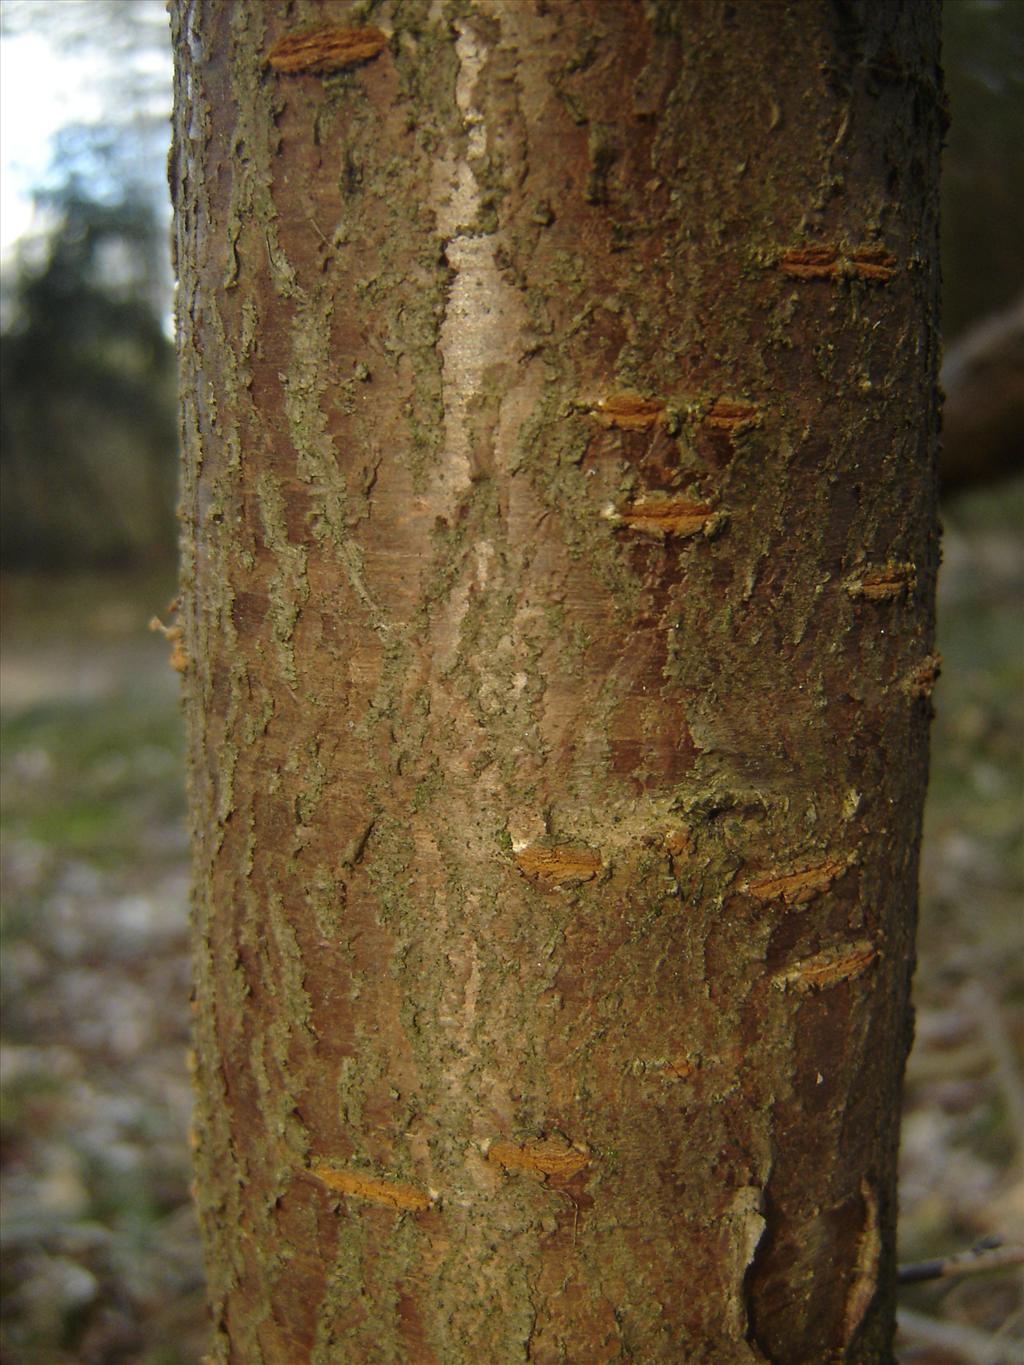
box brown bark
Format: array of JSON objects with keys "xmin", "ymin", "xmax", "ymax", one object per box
[{"xmin": 170, "ymin": 1, "xmax": 942, "ymax": 1360}]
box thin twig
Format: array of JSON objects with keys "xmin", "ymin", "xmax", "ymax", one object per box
[
  {"xmin": 898, "ymin": 1241, "xmax": 1024, "ymax": 1285},
  {"xmin": 896, "ymin": 1307, "xmax": 1024, "ymax": 1365}
]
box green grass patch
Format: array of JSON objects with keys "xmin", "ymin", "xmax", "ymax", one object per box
[{"xmin": 1, "ymin": 692, "xmax": 184, "ymax": 868}]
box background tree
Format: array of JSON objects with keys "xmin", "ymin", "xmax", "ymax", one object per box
[
  {"xmin": 0, "ymin": 0, "xmax": 176, "ymax": 569},
  {"xmin": 1, "ymin": 170, "xmax": 177, "ymax": 567},
  {"xmin": 938, "ymin": 0, "xmax": 1024, "ymax": 492},
  {"xmin": 173, "ymin": 1, "xmax": 943, "ymax": 1359},
  {"xmin": 940, "ymin": 0, "xmax": 1023, "ymax": 343}
]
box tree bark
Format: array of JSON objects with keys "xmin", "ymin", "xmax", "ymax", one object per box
[{"xmin": 170, "ymin": 1, "xmax": 942, "ymax": 1360}]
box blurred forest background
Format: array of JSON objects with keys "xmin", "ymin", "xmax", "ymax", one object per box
[{"xmin": 0, "ymin": 1, "xmax": 1021, "ymax": 1361}]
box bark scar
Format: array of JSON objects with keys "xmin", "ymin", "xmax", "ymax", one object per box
[
  {"xmin": 740, "ymin": 854, "xmax": 855, "ymax": 907},
  {"xmin": 704, "ymin": 398, "xmax": 760, "ymax": 432},
  {"xmin": 267, "ymin": 26, "xmax": 388, "ymax": 75},
  {"xmin": 779, "ymin": 244, "xmax": 897, "ymax": 282},
  {"xmin": 845, "ymin": 562, "xmax": 916, "ymax": 601},
  {"xmin": 340, "ymin": 816, "xmax": 376, "ymax": 869},
  {"xmin": 310, "ymin": 1162, "xmax": 432, "ymax": 1212},
  {"xmin": 590, "ymin": 392, "xmax": 665, "ymax": 431},
  {"xmin": 772, "ymin": 939, "xmax": 879, "ymax": 992},
  {"xmin": 604, "ymin": 498, "xmax": 720, "ymax": 540},
  {"xmin": 513, "ymin": 843, "xmax": 601, "ymax": 887},
  {"xmin": 486, "ymin": 1135, "xmax": 590, "ymax": 1184},
  {"xmin": 843, "ymin": 1178, "xmax": 882, "ymax": 1345}
]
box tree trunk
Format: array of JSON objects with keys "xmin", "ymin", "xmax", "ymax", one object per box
[{"xmin": 170, "ymin": 1, "xmax": 942, "ymax": 1359}]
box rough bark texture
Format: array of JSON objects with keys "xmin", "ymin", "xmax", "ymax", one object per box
[{"xmin": 170, "ymin": 1, "xmax": 942, "ymax": 1360}]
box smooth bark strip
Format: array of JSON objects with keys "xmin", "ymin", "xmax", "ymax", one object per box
[{"xmin": 170, "ymin": 1, "xmax": 942, "ymax": 1360}]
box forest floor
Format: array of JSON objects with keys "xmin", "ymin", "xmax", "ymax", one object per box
[{"xmin": 1, "ymin": 480, "xmax": 1022, "ymax": 1364}]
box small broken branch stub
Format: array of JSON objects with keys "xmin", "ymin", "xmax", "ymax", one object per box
[
  {"xmin": 660, "ymin": 1055, "xmax": 697, "ymax": 1081},
  {"xmin": 267, "ymin": 26, "xmax": 388, "ymax": 74},
  {"xmin": 664, "ymin": 829, "xmax": 691, "ymax": 858},
  {"xmin": 904, "ymin": 654, "xmax": 942, "ymax": 700},
  {"xmin": 149, "ymin": 615, "xmax": 188, "ymax": 673}
]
